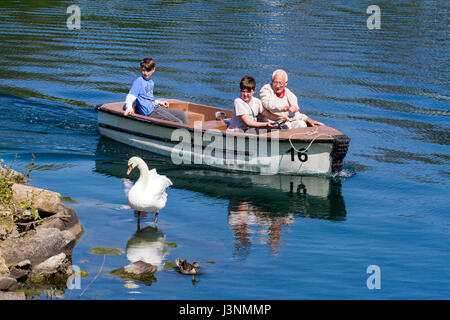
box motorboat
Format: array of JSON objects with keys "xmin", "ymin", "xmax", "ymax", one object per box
[{"xmin": 96, "ymin": 99, "xmax": 350, "ymax": 175}]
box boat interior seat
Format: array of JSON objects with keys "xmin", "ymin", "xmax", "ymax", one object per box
[
  {"xmin": 167, "ymin": 102, "xmax": 205, "ymax": 123},
  {"xmin": 201, "ymin": 120, "xmax": 228, "ymax": 131},
  {"xmin": 186, "ymin": 112, "xmax": 205, "ymax": 123},
  {"xmin": 168, "ymin": 101, "xmax": 231, "ymax": 127}
]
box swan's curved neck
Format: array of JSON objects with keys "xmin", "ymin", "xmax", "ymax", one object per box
[{"xmin": 136, "ymin": 160, "xmax": 149, "ymax": 184}]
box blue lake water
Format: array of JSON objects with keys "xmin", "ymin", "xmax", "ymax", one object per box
[{"xmin": 0, "ymin": 1, "xmax": 448, "ymax": 299}]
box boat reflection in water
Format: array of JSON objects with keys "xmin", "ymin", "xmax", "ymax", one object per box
[
  {"xmin": 228, "ymin": 200, "xmax": 294, "ymax": 258},
  {"xmin": 95, "ymin": 137, "xmax": 347, "ymax": 258},
  {"xmin": 179, "ymin": 172, "xmax": 346, "ymax": 258}
]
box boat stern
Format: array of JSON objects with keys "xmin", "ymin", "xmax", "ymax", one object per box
[{"xmin": 330, "ymin": 134, "xmax": 350, "ymax": 173}]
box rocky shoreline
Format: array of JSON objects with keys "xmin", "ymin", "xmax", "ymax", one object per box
[{"xmin": 0, "ymin": 167, "xmax": 83, "ymax": 300}]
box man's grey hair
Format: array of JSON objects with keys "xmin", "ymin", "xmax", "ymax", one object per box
[{"xmin": 272, "ymin": 69, "xmax": 288, "ymax": 82}]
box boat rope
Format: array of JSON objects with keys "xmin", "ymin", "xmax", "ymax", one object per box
[{"xmin": 288, "ymin": 127, "xmax": 333, "ymax": 154}]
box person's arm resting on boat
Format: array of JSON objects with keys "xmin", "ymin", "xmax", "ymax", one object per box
[
  {"xmin": 281, "ymin": 105, "xmax": 323, "ymax": 126},
  {"xmin": 240, "ymin": 110, "xmax": 288, "ymax": 129},
  {"xmin": 124, "ymin": 94, "xmax": 136, "ymax": 116},
  {"xmin": 305, "ymin": 118, "xmax": 324, "ymax": 126},
  {"xmin": 155, "ymin": 99, "xmax": 169, "ymax": 108}
]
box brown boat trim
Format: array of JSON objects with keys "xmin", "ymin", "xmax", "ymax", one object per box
[
  {"xmin": 99, "ymin": 122, "xmax": 175, "ymax": 144},
  {"xmin": 99, "ymin": 122, "xmax": 251, "ymax": 156},
  {"xmin": 97, "ymin": 106, "xmax": 335, "ymax": 144}
]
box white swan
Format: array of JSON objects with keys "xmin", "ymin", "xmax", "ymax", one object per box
[{"xmin": 126, "ymin": 156, "xmax": 173, "ymax": 225}]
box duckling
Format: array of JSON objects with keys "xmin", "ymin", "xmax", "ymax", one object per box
[{"xmin": 176, "ymin": 258, "xmax": 200, "ymax": 275}]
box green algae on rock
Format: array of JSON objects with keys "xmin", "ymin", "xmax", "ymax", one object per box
[
  {"xmin": 163, "ymin": 260, "xmax": 176, "ymax": 269},
  {"xmin": 164, "ymin": 242, "xmax": 178, "ymax": 248},
  {"xmin": 89, "ymin": 247, "xmax": 124, "ymax": 255}
]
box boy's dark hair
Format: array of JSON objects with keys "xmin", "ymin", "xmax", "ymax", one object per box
[
  {"xmin": 240, "ymin": 76, "xmax": 256, "ymax": 91},
  {"xmin": 140, "ymin": 58, "xmax": 155, "ymax": 71}
]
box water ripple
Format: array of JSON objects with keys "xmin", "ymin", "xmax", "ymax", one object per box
[{"xmin": 0, "ymin": 0, "xmax": 448, "ymax": 183}]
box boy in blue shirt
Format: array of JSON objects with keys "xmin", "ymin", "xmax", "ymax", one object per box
[{"xmin": 123, "ymin": 58, "xmax": 189, "ymax": 124}]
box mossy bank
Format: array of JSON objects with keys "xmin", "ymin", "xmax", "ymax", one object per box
[{"xmin": 0, "ymin": 163, "xmax": 83, "ymax": 300}]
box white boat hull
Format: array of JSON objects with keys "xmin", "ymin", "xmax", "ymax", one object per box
[{"xmin": 97, "ymin": 101, "xmax": 349, "ymax": 176}]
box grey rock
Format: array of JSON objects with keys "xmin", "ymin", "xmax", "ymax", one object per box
[
  {"xmin": 0, "ymin": 255, "xmax": 9, "ymax": 276},
  {"xmin": 0, "ymin": 167, "xmax": 26, "ymax": 183},
  {"xmin": 0, "ymin": 291, "xmax": 26, "ymax": 300},
  {"xmin": 123, "ymin": 260, "xmax": 157, "ymax": 275},
  {"xmin": 8, "ymin": 267, "xmax": 29, "ymax": 282},
  {"xmin": 12, "ymin": 184, "xmax": 61, "ymax": 214},
  {"xmin": 34, "ymin": 253, "xmax": 67, "ymax": 273},
  {"xmin": 0, "ymin": 214, "xmax": 17, "ymax": 240},
  {"xmin": 0, "ymin": 276, "xmax": 19, "ymax": 291},
  {"xmin": 16, "ymin": 259, "xmax": 31, "ymax": 268},
  {"xmin": 36, "ymin": 204, "xmax": 84, "ymax": 239},
  {"xmin": 109, "ymin": 260, "xmax": 157, "ymax": 286},
  {"xmin": 0, "ymin": 228, "xmax": 76, "ymax": 267}
]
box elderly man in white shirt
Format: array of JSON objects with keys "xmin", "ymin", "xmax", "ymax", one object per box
[{"xmin": 259, "ymin": 69, "xmax": 324, "ymax": 129}]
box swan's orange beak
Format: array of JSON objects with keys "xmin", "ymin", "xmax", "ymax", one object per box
[{"xmin": 126, "ymin": 165, "xmax": 133, "ymax": 175}]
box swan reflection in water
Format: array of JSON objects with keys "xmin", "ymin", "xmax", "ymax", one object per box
[{"xmin": 125, "ymin": 225, "xmax": 169, "ymax": 270}]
